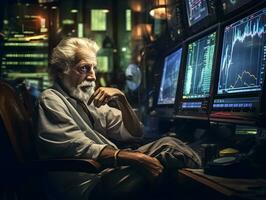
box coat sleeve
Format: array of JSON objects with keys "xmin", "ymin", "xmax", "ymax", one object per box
[{"xmin": 93, "ymin": 105, "xmax": 144, "ymax": 141}]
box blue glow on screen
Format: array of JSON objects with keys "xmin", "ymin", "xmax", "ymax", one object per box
[
  {"xmin": 158, "ymin": 48, "xmax": 183, "ymax": 105},
  {"xmin": 218, "ymin": 8, "xmax": 266, "ymax": 94},
  {"xmin": 186, "ymin": 0, "xmax": 209, "ymax": 26}
]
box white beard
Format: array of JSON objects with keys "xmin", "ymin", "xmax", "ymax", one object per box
[{"xmin": 62, "ymin": 79, "xmax": 95, "ymax": 103}]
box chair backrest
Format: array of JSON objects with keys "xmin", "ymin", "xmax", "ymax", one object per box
[
  {"xmin": 15, "ymin": 82, "xmax": 36, "ymax": 119},
  {"xmin": 0, "ymin": 81, "xmax": 38, "ymax": 162}
]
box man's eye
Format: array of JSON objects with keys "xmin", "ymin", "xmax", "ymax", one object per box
[{"xmin": 80, "ymin": 66, "xmax": 88, "ymax": 73}]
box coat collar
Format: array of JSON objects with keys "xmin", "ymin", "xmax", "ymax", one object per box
[
  {"xmin": 52, "ymin": 81, "xmax": 78, "ymax": 108},
  {"xmin": 51, "ymin": 81, "xmax": 94, "ymax": 127}
]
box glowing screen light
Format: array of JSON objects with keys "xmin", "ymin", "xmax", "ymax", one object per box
[
  {"xmin": 185, "ymin": 0, "xmax": 209, "ymax": 26},
  {"xmin": 218, "ymin": 8, "xmax": 266, "ymax": 94},
  {"xmin": 183, "ymin": 32, "xmax": 216, "ymax": 99},
  {"xmin": 157, "ymin": 48, "xmax": 182, "ymax": 105}
]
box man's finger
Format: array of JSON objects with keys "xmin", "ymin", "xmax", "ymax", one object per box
[
  {"xmin": 87, "ymin": 88, "xmax": 101, "ymax": 105},
  {"xmin": 95, "ymin": 92, "xmax": 106, "ymax": 107},
  {"xmin": 87, "ymin": 95, "xmax": 94, "ymax": 105}
]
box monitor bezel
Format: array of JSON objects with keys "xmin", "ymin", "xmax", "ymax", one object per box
[
  {"xmin": 210, "ymin": 4, "xmax": 266, "ymax": 124},
  {"xmin": 175, "ymin": 24, "xmax": 220, "ymax": 117},
  {"xmin": 212, "ymin": 5, "xmax": 266, "ymax": 101},
  {"xmin": 184, "ymin": 0, "xmax": 219, "ymax": 36},
  {"xmin": 155, "ymin": 43, "xmax": 185, "ymax": 109}
]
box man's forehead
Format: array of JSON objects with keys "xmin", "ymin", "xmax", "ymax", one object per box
[{"xmin": 75, "ymin": 48, "xmax": 97, "ymax": 64}]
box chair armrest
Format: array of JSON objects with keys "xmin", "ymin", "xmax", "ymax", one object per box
[
  {"xmin": 1, "ymin": 159, "xmax": 102, "ymax": 186},
  {"xmin": 27, "ymin": 158, "xmax": 103, "ymax": 173},
  {"xmin": 1, "ymin": 159, "xmax": 102, "ymax": 175}
]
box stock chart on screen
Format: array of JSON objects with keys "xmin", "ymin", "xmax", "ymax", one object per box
[
  {"xmin": 183, "ymin": 32, "xmax": 216, "ymax": 99},
  {"xmin": 218, "ymin": 8, "xmax": 266, "ymax": 95},
  {"xmin": 157, "ymin": 48, "xmax": 183, "ymax": 105},
  {"xmin": 185, "ymin": 0, "xmax": 209, "ymax": 26}
]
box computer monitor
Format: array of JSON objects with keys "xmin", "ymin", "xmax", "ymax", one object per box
[
  {"xmin": 212, "ymin": 7, "xmax": 266, "ymax": 122},
  {"xmin": 185, "ymin": 0, "xmax": 218, "ymax": 34},
  {"xmin": 221, "ymin": 0, "xmax": 254, "ymax": 15},
  {"xmin": 157, "ymin": 47, "xmax": 183, "ymax": 106},
  {"xmin": 177, "ymin": 30, "xmax": 217, "ymax": 117},
  {"xmin": 185, "ymin": 0, "xmax": 209, "ymax": 27}
]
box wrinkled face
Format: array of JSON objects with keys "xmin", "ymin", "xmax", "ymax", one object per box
[{"xmin": 61, "ymin": 48, "xmax": 97, "ymax": 102}]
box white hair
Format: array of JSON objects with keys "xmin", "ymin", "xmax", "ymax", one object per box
[{"xmin": 49, "ymin": 37, "xmax": 99, "ymax": 81}]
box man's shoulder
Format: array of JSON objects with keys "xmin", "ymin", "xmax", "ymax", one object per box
[
  {"xmin": 41, "ymin": 88, "xmax": 58, "ymax": 97},
  {"xmin": 39, "ymin": 89, "xmax": 71, "ymax": 112},
  {"xmin": 41, "ymin": 82, "xmax": 69, "ymax": 99},
  {"xmin": 40, "ymin": 88, "xmax": 65, "ymax": 102}
]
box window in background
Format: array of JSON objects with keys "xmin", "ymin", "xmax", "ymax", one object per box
[
  {"xmin": 91, "ymin": 9, "xmax": 107, "ymax": 31},
  {"xmin": 97, "ymin": 56, "xmax": 109, "ymax": 72},
  {"xmin": 126, "ymin": 9, "xmax": 132, "ymax": 31},
  {"xmin": 78, "ymin": 23, "xmax": 84, "ymax": 37},
  {"xmin": 1, "ymin": 4, "xmax": 50, "ymax": 91}
]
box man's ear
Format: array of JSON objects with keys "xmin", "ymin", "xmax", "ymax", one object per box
[
  {"xmin": 57, "ymin": 73, "xmax": 63, "ymax": 80},
  {"xmin": 57, "ymin": 71, "xmax": 68, "ymax": 82},
  {"xmin": 58, "ymin": 67, "xmax": 70, "ymax": 79}
]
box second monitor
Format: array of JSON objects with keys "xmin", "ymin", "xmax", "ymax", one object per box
[
  {"xmin": 157, "ymin": 48, "xmax": 183, "ymax": 105},
  {"xmin": 176, "ymin": 28, "xmax": 218, "ymax": 119},
  {"xmin": 155, "ymin": 47, "xmax": 183, "ymax": 118}
]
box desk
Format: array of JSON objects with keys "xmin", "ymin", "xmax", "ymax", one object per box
[{"xmin": 178, "ymin": 168, "xmax": 266, "ymax": 200}]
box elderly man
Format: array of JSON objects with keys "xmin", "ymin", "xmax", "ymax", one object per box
[{"xmin": 36, "ymin": 37, "xmax": 201, "ymax": 200}]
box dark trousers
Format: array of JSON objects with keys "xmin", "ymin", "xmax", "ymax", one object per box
[{"xmin": 90, "ymin": 136, "xmax": 201, "ymax": 200}]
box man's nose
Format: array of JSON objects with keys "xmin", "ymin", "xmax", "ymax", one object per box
[{"xmin": 85, "ymin": 71, "xmax": 96, "ymax": 81}]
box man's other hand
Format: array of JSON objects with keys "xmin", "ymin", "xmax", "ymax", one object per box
[{"xmin": 134, "ymin": 152, "xmax": 164, "ymax": 177}]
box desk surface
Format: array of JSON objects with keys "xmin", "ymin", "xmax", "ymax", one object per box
[{"xmin": 179, "ymin": 168, "xmax": 266, "ymax": 200}]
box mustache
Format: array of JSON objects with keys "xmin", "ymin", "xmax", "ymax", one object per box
[{"xmin": 78, "ymin": 81, "xmax": 95, "ymax": 88}]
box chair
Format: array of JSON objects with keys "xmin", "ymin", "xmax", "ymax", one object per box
[
  {"xmin": 15, "ymin": 80, "xmax": 36, "ymax": 119},
  {"xmin": 0, "ymin": 81, "xmax": 102, "ymax": 199}
]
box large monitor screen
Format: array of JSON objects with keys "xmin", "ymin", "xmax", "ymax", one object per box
[
  {"xmin": 183, "ymin": 32, "xmax": 217, "ymax": 99},
  {"xmin": 185, "ymin": 0, "xmax": 209, "ymax": 26},
  {"xmin": 157, "ymin": 48, "xmax": 183, "ymax": 105},
  {"xmin": 221, "ymin": 0, "xmax": 253, "ymax": 15},
  {"xmin": 218, "ymin": 8, "xmax": 266, "ymax": 95}
]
